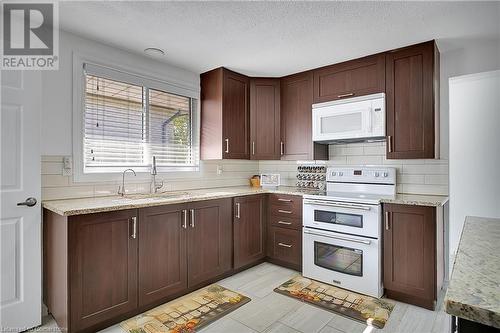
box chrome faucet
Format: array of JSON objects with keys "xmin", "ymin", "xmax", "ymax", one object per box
[
  {"xmin": 118, "ymin": 169, "xmax": 136, "ymax": 196},
  {"xmin": 150, "ymin": 156, "xmax": 164, "ymax": 194}
]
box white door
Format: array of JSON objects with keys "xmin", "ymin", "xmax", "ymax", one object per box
[{"xmin": 1, "ymin": 70, "xmax": 42, "ymax": 331}]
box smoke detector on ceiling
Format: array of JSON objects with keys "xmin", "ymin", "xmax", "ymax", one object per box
[{"xmin": 144, "ymin": 47, "xmax": 165, "ymax": 57}]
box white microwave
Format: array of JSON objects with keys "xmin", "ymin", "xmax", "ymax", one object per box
[{"xmin": 312, "ymin": 93, "xmax": 385, "ymax": 143}]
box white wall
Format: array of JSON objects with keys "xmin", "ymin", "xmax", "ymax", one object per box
[
  {"xmin": 41, "ymin": 30, "xmax": 199, "ymax": 156},
  {"xmin": 439, "ymin": 37, "xmax": 500, "ymax": 159},
  {"xmin": 449, "ymin": 70, "xmax": 500, "ymax": 261},
  {"xmin": 40, "ymin": 31, "xmax": 259, "ymax": 200}
]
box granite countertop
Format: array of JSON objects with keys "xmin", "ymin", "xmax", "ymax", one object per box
[
  {"xmin": 42, "ymin": 185, "xmax": 449, "ymax": 216},
  {"xmin": 444, "ymin": 216, "xmax": 500, "ymax": 328},
  {"xmin": 381, "ymin": 193, "xmax": 448, "ymax": 207}
]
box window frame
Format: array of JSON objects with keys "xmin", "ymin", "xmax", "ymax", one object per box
[{"xmin": 72, "ymin": 53, "xmax": 201, "ymax": 183}]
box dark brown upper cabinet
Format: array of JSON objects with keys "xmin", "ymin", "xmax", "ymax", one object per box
[
  {"xmin": 312, "ymin": 53, "xmax": 385, "ymax": 103},
  {"xmin": 201, "ymin": 68, "xmax": 250, "ymax": 160},
  {"xmin": 280, "ymin": 71, "xmax": 328, "ymax": 160},
  {"xmin": 385, "ymin": 41, "xmax": 440, "ymax": 159},
  {"xmin": 250, "ymin": 78, "xmax": 281, "ymax": 160}
]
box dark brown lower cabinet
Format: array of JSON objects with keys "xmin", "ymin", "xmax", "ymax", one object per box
[
  {"xmin": 267, "ymin": 226, "xmax": 302, "ymax": 271},
  {"xmin": 383, "ymin": 203, "xmax": 442, "ymax": 310},
  {"xmin": 69, "ymin": 209, "xmax": 139, "ymax": 332},
  {"xmin": 233, "ymin": 195, "xmax": 266, "ymax": 269},
  {"xmin": 187, "ymin": 199, "xmax": 233, "ymax": 287},
  {"xmin": 138, "ymin": 204, "xmax": 187, "ymax": 307},
  {"xmin": 44, "ymin": 198, "xmax": 233, "ymax": 333}
]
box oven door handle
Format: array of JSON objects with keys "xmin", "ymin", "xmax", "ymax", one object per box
[
  {"xmin": 303, "ymin": 199, "xmax": 372, "ymax": 211},
  {"xmin": 303, "ymin": 229, "xmax": 372, "ymax": 245}
]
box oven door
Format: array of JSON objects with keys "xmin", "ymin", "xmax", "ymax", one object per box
[
  {"xmin": 303, "ymin": 199, "xmax": 381, "ymax": 238},
  {"xmin": 303, "ymin": 228, "xmax": 382, "ymax": 298}
]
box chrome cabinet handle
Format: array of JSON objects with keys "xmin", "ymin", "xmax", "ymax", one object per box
[
  {"xmin": 131, "ymin": 217, "xmax": 137, "ymax": 239},
  {"xmin": 17, "ymin": 197, "xmax": 37, "ymax": 207},
  {"xmin": 385, "ymin": 212, "xmax": 390, "ymax": 230},
  {"xmin": 182, "ymin": 209, "xmax": 187, "ymax": 229},
  {"xmin": 278, "ymin": 221, "xmax": 292, "ymax": 225},
  {"xmin": 337, "ymin": 92, "xmax": 355, "ymax": 99},
  {"xmin": 278, "ymin": 198, "xmax": 292, "ymax": 202},
  {"xmin": 235, "ymin": 203, "xmax": 241, "ymax": 219},
  {"xmin": 387, "ymin": 136, "xmax": 393, "ymax": 153},
  {"xmin": 252, "ymin": 141, "xmax": 255, "ymax": 155},
  {"xmin": 278, "ymin": 242, "xmax": 292, "ymax": 248},
  {"xmin": 190, "ymin": 209, "xmax": 195, "ymax": 228},
  {"xmin": 278, "ymin": 209, "xmax": 292, "ymax": 214},
  {"xmin": 224, "ymin": 138, "xmax": 229, "ymax": 153},
  {"xmin": 304, "ymin": 229, "xmax": 371, "ymax": 245},
  {"xmin": 280, "ymin": 141, "xmax": 284, "ymax": 156}
]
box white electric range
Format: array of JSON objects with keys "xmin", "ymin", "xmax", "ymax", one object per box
[{"xmin": 302, "ymin": 166, "xmax": 396, "ymax": 298}]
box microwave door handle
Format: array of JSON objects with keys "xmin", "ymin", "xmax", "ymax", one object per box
[
  {"xmin": 303, "ymin": 199, "xmax": 371, "ymax": 211},
  {"xmin": 304, "ymin": 229, "xmax": 371, "ymax": 245}
]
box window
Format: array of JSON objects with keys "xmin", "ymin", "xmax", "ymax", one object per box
[{"xmin": 83, "ymin": 68, "xmax": 198, "ymax": 174}]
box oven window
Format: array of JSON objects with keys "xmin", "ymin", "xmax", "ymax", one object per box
[
  {"xmin": 314, "ymin": 241, "xmax": 363, "ymax": 277},
  {"xmin": 314, "ymin": 210, "xmax": 363, "ymax": 228}
]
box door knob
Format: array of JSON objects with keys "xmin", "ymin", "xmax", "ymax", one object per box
[{"xmin": 17, "ymin": 197, "xmax": 37, "ymax": 207}]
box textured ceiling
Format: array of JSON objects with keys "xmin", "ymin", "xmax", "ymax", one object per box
[{"xmin": 59, "ymin": 1, "xmax": 500, "ymax": 76}]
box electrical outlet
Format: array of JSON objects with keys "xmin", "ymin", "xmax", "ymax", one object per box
[
  {"xmin": 62, "ymin": 156, "xmax": 73, "ymax": 176},
  {"xmin": 217, "ymin": 164, "xmax": 223, "ymax": 175}
]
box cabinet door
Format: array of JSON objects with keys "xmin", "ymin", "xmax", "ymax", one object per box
[
  {"xmin": 223, "ymin": 70, "xmax": 250, "ymax": 159},
  {"xmin": 138, "ymin": 204, "xmax": 187, "ymax": 307},
  {"xmin": 313, "ymin": 54, "xmax": 385, "ymax": 103},
  {"xmin": 233, "ymin": 195, "xmax": 266, "ymax": 269},
  {"xmin": 383, "ymin": 204, "xmax": 436, "ymax": 308},
  {"xmin": 187, "ymin": 198, "xmax": 232, "ymax": 287},
  {"xmin": 386, "ymin": 41, "xmax": 437, "ymax": 159},
  {"xmin": 69, "ymin": 209, "xmax": 138, "ymax": 332},
  {"xmin": 267, "ymin": 226, "xmax": 302, "ymax": 270},
  {"xmin": 250, "ymin": 78, "xmax": 280, "ymax": 160},
  {"xmin": 280, "ymin": 71, "xmax": 328, "ymax": 160}
]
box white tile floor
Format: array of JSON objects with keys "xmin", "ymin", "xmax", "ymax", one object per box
[{"xmin": 37, "ymin": 263, "xmax": 451, "ymax": 333}]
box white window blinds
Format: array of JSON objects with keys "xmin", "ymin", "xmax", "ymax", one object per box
[{"xmin": 83, "ymin": 69, "xmax": 198, "ymax": 173}]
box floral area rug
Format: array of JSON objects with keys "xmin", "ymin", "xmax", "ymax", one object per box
[
  {"xmin": 121, "ymin": 284, "xmax": 250, "ymax": 333},
  {"xmin": 274, "ymin": 276, "xmax": 394, "ymax": 329}
]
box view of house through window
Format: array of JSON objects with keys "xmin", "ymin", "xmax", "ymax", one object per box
[{"xmin": 83, "ymin": 73, "xmax": 197, "ymax": 173}]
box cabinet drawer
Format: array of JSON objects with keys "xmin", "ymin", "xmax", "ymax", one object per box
[
  {"xmin": 268, "ymin": 194, "xmax": 302, "ymax": 217},
  {"xmin": 268, "ymin": 226, "xmax": 302, "ymax": 267},
  {"xmin": 269, "ymin": 215, "xmax": 301, "ymax": 230}
]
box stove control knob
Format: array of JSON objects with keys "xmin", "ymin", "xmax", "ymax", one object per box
[
  {"xmin": 339, "ymin": 172, "xmax": 343, "ymax": 176},
  {"xmin": 331, "ymin": 172, "xmax": 337, "ymax": 176},
  {"xmin": 383, "ymin": 172, "xmax": 388, "ymax": 177},
  {"xmin": 375, "ymin": 172, "xmax": 380, "ymax": 177}
]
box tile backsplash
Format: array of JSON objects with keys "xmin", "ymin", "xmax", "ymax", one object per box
[
  {"xmin": 42, "ymin": 142, "xmax": 448, "ymax": 200},
  {"xmin": 42, "ymin": 156, "xmax": 259, "ymax": 200},
  {"xmin": 259, "ymin": 142, "xmax": 448, "ymax": 196}
]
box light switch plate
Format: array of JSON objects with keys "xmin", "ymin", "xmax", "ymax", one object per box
[{"xmin": 62, "ymin": 156, "xmax": 73, "ymax": 176}]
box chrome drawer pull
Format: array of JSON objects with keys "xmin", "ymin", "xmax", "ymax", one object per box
[
  {"xmin": 385, "ymin": 212, "xmax": 390, "ymax": 230},
  {"xmin": 278, "ymin": 221, "xmax": 292, "ymax": 225},
  {"xmin": 337, "ymin": 92, "xmax": 355, "ymax": 98},
  {"xmin": 278, "ymin": 209, "xmax": 292, "ymax": 214},
  {"xmin": 278, "ymin": 242, "xmax": 292, "ymax": 248},
  {"xmin": 224, "ymin": 138, "xmax": 229, "ymax": 153},
  {"xmin": 278, "ymin": 198, "xmax": 292, "ymax": 202},
  {"xmin": 235, "ymin": 203, "xmax": 241, "ymax": 219}
]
